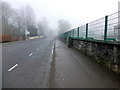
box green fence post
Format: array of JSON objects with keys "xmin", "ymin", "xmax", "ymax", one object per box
[
  {"xmin": 68, "ymin": 32, "xmax": 69, "ymax": 37},
  {"xmin": 73, "ymin": 29, "xmax": 74, "ymax": 38},
  {"xmin": 66, "ymin": 32, "xmax": 68, "ymax": 38},
  {"xmin": 77, "ymin": 27, "xmax": 79, "ymax": 38},
  {"xmin": 70, "ymin": 30, "xmax": 71, "ymax": 37},
  {"xmin": 104, "ymin": 15, "xmax": 108, "ymax": 41},
  {"xmin": 86, "ymin": 23, "xmax": 88, "ymax": 39},
  {"xmin": 69, "ymin": 31, "xmax": 70, "ymax": 37},
  {"xmin": 68, "ymin": 31, "xmax": 70, "ymax": 37}
]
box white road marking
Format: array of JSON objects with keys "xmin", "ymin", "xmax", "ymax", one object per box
[
  {"xmin": 39, "ymin": 35, "xmax": 44, "ymax": 38},
  {"xmin": 4, "ymin": 43, "xmax": 8, "ymax": 45},
  {"xmin": 8, "ymin": 64, "xmax": 18, "ymax": 72},
  {"xmin": 29, "ymin": 53, "xmax": 33, "ymax": 56},
  {"xmin": 36, "ymin": 49, "xmax": 39, "ymax": 50},
  {"xmin": 8, "ymin": 49, "xmax": 16, "ymax": 51},
  {"xmin": 51, "ymin": 42, "xmax": 55, "ymax": 62}
]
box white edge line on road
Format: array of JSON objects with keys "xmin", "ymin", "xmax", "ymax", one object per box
[
  {"xmin": 29, "ymin": 53, "xmax": 33, "ymax": 56},
  {"xmin": 8, "ymin": 64, "xmax": 18, "ymax": 72}
]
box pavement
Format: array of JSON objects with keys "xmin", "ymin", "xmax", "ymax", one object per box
[
  {"xmin": 50, "ymin": 40, "xmax": 120, "ymax": 88},
  {"xmin": 2, "ymin": 36, "xmax": 55, "ymax": 88}
]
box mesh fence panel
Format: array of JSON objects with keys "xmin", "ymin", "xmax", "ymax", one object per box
[
  {"xmin": 59, "ymin": 11, "xmax": 120, "ymax": 44},
  {"xmin": 88, "ymin": 17, "xmax": 105, "ymax": 40},
  {"xmin": 74, "ymin": 28, "xmax": 78, "ymax": 38},
  {"xmin": 108, "ymin": 12, "xmax": 118, "ymax": 41},
  {"xmin": 79, "ymin": 25, "xmax": 86, "ymax": 38}
]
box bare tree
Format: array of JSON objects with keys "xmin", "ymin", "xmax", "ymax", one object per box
[
  {"xmin": 37, "ymin": 21, "xmax": 44, "ymax": 35},
  {"xmin": 2, "ymin": 2, "xmax": 13, "ymax": 34},
  {"xmin": 13, "ymin": 5, "xmax": 36, "ymax": 39},
  {"xmin": 38, "ymin": 18, "xmax": 50, "ymax": 37},
  {"xmin": 58, "ymin": 19, "xmax": 71, "ymax": 34},
  {"xmin": 25, "ymin": 5, "xmax": 35, "ymax": 27},
  {"xmin": 1, "ymin": 1, "xmax": 37, "ymax": 41},
  {"xmin": 37, "ymin": 17, "xmax": 56, "ymax": 37},
  {"xmin": 0, "ymin": 1, "xmax": 2, "ymax": 42},
  {"xmin": 13, "ymin": 8, "xmax": 27, "ymax": 39}
]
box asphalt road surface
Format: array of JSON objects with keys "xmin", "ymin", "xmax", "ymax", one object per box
[{"xmin": 2, "ymin": 36, "xmax": 55, "ymax": 88}]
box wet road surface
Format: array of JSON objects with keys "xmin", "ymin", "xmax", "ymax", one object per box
[{"xmin": 3, "ymin": 37, "xmax": 55, "ymax": 88}]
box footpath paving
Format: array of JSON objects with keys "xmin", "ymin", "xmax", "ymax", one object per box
[{"xmin": 50, "ymin": 40, "xmax": 120, "ymax": 88}]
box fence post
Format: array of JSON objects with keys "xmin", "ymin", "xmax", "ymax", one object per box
[
  {"xmin": 68, "ymin": 31, "xmax": 70, "ymax": 37},
  {"xmin": 77, "ymin": 27, "xmax": 79, "ymax": 38},
  {"xmin": 104, "ymin": 15, "xmax": 108, "ymax": 41},
  {"xmin": 86, "ymin": 23, "xmax": 88, "ymax": 39},
  {"xmin": 69, "ymin": 31, "xmax": 71, "ymax": 37},
  {"xmin": 73, "ymin": 29, "xmax": 74, "ymax": 38}
]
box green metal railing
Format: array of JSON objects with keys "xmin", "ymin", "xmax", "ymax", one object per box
[{"xmin": 59, "ymin": 11, "xmax": 120, "ymax": 44}]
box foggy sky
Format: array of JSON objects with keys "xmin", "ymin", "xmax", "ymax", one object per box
[{"xmin": 3, "ymin": 0, "xmax": 120, "ymax": 30}]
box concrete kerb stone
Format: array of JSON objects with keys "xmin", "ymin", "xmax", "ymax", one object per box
[{"xmin": 47, "ymin": 42, "xmax": 56, "ymax": 88}]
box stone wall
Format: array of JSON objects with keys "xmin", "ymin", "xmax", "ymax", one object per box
[
  {"xmin": 72, "ymin": 39, "xmax": 120, "ymax": 73},
  {"xmin": 59, "ymin": 37, "xmax": 120, "ymax": 73}
]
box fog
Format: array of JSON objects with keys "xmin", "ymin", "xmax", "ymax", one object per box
[
  {"xmin": 0, "ymin": 0, "xmax": 119, "ymax": 37},
  {"xmin": 3, "ymin": 0, "xmax": 120, "ymax": 31}
]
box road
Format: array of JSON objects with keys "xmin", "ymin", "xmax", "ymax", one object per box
[{"xmin": 2, "ymin": 36, "xmax": 55, "ymax": 88}]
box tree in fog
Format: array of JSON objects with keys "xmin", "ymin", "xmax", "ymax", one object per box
[
  {"xmin": 13, "ymin": 8, "xmax": 26, "ymax": 39},
  {"xmin": 2, "ymin": 1, "xmax": 54, "ymax": 41},
  {"xmin": 2, "ymin": 1, "xmax": 20, "ymax": 40},
  {"xmin": 37, "ymin": 21, "xmax": 44, "ymax": 35},
  {"xmin": 13, "ymin": 6, "xmax": 31, "ymax": 39},
  {"xmin": 38, "ymin": 18, "xmax": 51, "ymax": 37},
  {"xmin": 2, "ymin": 2, "xmax": 13, "ymax": 34},
  {"xmin": 0, "ymin": 1, "xmax": 2, "ymax": 30},
  {"xmin": 57, "ymin": 19, "xmax": 71, "ymax": 34},
  {"xmin": 23, "ymin": 5, "xmax": 37, "ymax": 37},
  {"xmin": 2, "ymin": 2, "xmax": 37, "ymax": 40},
  {"xmin": 37, "ymin": 17, "xmax": 56, "ymax": 37},
  {"xmin": 27, "ymin": 25, "xmax": 38, "ymax": 37},
  {"xmin": 0, "ymin": 1, "xmax": 1, "ymax": 22},
  {"xmin": 13, "ymin": 5, "xmax": 36, "ymax": 39}
]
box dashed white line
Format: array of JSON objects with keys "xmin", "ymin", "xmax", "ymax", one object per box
[
  {"xmin": 3, "ymin": 43, "xmax": 8, "ymax": 45},
  {"xmin": 8, "ymin": 49, "xmax": 16, "ymax": 52},
  {"xmin": 29, "ymin": 53, "xmax": 33, "ymax": 56},
  {"xmin": 8, "ymin": 64, "xmax": 18, "ymax": 72},
  {"xmin": 39, "ymin": 35, "xmax": 44, "ymax": 38},
  {"xmin": 36, "ymin": 49, "xmax": 39, "ymax": 50}
]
